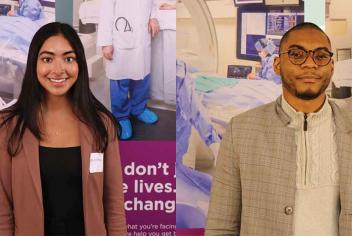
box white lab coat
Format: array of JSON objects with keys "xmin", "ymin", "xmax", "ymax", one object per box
[
  {"xmin": 97, "ymin": 0, "xmax": 157, "ymax": 80},
  {"xmin": 150, "ymin": 0, "xmax": 176, "ymax": 104}
]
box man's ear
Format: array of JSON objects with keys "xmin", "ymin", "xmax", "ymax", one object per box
[
  {"xmin": 273, "ymin": 56, "xmax": 281, "ymax": 76},
  {"xmin": 331, "ymin": 58, "xmax": 335, "ymax": 75}
]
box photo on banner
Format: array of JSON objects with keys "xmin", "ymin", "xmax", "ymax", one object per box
[
  {"xmin": 75, "ymin": 0, "xmax": 176, "ymax": 235},
  {"xmin": 73, "ymin": 0, "xmax": 176, "ymax": 141},
  {"xmin": 176, "ymin": 0, "xmax": 304, "ymax": 235},
  {"xmin": 0, "ymin": 0, "xmax": 55, "ymax": 107}
]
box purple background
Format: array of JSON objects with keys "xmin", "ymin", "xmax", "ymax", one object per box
[
  {"xmin": 119, "ymin": 141, "xmax": 176, "ymax": 234},
  {"xmin": 177, "ymin": 229, "xmax": 204, "ymax": 236}
]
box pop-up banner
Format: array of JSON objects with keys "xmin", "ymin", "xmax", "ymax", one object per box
[{"xmin": 119, "ymin": 141, "xmax": 176, "ymax": 236}]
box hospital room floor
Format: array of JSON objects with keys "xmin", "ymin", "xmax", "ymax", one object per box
[
  {"xmin": 131, "ymin": 108, "xmax": 176, "ymax": 140},
  {"xmin": 90, "ymin": 75, "xmax": 176, "ymax": 141}
]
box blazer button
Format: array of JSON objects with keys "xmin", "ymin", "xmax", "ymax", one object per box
[{"xmin": 284, "ymin": 206, "xmax": 293, "ymax": 215}]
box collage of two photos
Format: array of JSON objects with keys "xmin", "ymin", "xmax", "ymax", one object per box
[
  {"xmin": 1, "ymin": 0, "xmax": 352, "ymax": 235},
  {"xmin": 0, "ymin": 0, "xmax": 175, "ymax": 235}
]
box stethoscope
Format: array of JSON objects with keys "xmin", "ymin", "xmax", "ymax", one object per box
[{"xmin": 115, "ymin": 17, "xmax": 133, "ymax": 32}]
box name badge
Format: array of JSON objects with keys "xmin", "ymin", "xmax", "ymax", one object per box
[{"xmin": 90, "ymin": 153, "xmax": 104, "ymax": 173}]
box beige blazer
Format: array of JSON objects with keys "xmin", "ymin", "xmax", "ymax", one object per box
[
  {"xmin": 0, "ymin": 119, "xmax": 127, "ymax": 236},
  {"xmin": 205, "ymin": 97, "xmax": 352, "ymax": 236}
]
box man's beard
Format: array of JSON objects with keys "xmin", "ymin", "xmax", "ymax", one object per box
[
  {"xmin": 295, "ymin": 89, "xmax": 323, "ymax": 100},
  {"xmin": 282, "ymin": 76, "xmax": 329, "ymax": 100}
]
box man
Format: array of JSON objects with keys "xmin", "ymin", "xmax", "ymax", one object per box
[
  {"xmin": 97, "ymin": 0, "xmax": 160, "ymax": 140},
  {"xmin": 205, "ymin": 22, "xmax": 352, "ymax": 235}
]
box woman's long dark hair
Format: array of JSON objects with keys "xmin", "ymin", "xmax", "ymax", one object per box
[{"xmin": 0, "ymin": 22, "xmax": 118, "ymax": 157}]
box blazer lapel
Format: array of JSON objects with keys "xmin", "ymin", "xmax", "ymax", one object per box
[
  {"xmin": 79, "ymin": 122, "xmax": 93, "ymax": 200},
  {"xmin": 23, "ymin": 129, "xmax": 43, "ymax": 208}
]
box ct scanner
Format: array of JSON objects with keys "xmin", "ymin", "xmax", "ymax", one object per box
[{"xmin": 177, "ymin": 0, "xmax": 219, "ymax": 74}]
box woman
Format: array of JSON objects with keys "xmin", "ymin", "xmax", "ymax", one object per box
[{"xmin": 0, "ymin": 22, "xmax": 127, "ymax": 236}]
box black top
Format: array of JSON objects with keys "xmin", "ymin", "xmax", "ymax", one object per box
[{"xmin": 39, "ymin": 146, "xmax": 85, "ymax": 236}]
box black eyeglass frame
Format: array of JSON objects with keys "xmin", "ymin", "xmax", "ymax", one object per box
[{"xmin": 279, "ymin": 47, "xmax": 334, "ymax": 66}]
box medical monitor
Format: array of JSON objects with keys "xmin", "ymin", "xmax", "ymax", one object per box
[
  {"xmin": 0, "ymin": 4, "xmax": 11, "ymax": 15},
  {"xmin": 39, "ymin": 0, "xmax": 55, "ymax": 7},
  {"xmin": 227, "ymin": 65, "xmax": 252, "ymax": 79}
]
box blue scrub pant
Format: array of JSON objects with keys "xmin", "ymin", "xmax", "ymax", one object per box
[{"xmin": 110, "ymin": 74, "xmax": 151, "ymax": 121}]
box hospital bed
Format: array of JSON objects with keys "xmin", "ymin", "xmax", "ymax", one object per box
[
  {"xmin": 0, "ymin": 0, "xmax": 55, "ymax": 101},
  {"xmin": 181, "ymin": 69, "xmax": 282, "ymax": 171},
  {"xmin": 176, "ymin": 61, "xmax": 282, "ymax": 228}
]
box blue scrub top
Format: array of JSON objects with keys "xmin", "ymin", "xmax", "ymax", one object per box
[
  {"xmin": 17, "ymin": 0, "xmax": 43, "ymax": 21},
  {"xmin": 255, "ymin": 54, "xmax": 282, "ymax": 84}
]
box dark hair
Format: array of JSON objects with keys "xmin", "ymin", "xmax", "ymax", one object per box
[
  {"xmin": 279, "ymin": 22, "xmax": 331, "ymax": 52},
  {"xmin": 0, "ymin": 22, "xmax": 118, "ymax": 156}
]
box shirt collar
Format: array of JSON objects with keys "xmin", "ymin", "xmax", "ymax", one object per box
[{"xmin": 281, "ymin": 95, "xmax": 331, "ymax": 130}]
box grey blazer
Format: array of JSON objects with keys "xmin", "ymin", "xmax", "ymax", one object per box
[{"xmin": 205, "ymin": 97, "xmax": 352, "ymax": 236}]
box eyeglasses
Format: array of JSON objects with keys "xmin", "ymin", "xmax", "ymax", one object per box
[{"xmin": 279, "ymin": 47, "xmax": 333, "ymax": 66}]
